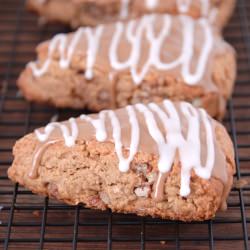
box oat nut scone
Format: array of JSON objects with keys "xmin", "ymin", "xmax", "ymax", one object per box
[
  {"xmin": 8, "ymin": 100, "xmax": 236, "ymax": 221},
  {"xmin": 27, "ymin": 0, "xmax": 236, "ymax": 29},
  {"xmin": 18, "ymin": 14, "xmax": 236, "ymax": 119}
]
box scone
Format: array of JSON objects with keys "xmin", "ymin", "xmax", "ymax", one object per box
[
  {"xmin": 18, "ymin": 14, "xmax": 236, "ymax": 119},
  {"xmin": 27, "ymin": 0, "xmax": 236, "ymax": 29},
  {"xmin": 8, "ymin": 100, "xmax": 235, "ymax": 221}
]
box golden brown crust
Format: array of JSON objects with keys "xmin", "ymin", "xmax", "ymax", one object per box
[
  {"xmin": 8, "ymin": 119, "xmax": 235, "ymax": 221},
  {"xmin": 26, "ymin": 0, "xmax": 236, "ymax": 29}
]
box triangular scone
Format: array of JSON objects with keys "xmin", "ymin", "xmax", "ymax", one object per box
[
  {"xmin": 8, "ymin": 100, "xmax": 235, "ymax": 221},
  {"xmin": 27, "ymin": 0, "xmax": 236, "ymax": 29},
  {"xmin": 18, "ymin": 14, "xmax": 236, "ymax": 119}
]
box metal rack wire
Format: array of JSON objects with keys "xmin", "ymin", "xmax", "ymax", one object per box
[{"xmin": 0, "ymin": 0, "xmax": 250, "ymax": 249}]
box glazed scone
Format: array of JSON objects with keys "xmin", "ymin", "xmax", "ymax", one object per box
[
  {"xmin": 8, "ymin": 100, "xmax": 235, "ymax": 221},
  {"xmin": 27, "ymin": 0, "xmax": 236, "ymax": 29},
  {"xmin": 18, "ymin": 14, "xmax": 236, "ymax": 119}
]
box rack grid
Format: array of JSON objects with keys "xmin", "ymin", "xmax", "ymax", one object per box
[{"xmin": 0, "ymin": 0, "xmax": 250, "ymax": 249}]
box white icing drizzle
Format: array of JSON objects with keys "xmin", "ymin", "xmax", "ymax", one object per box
[
  {"xmin": 145, "ymin": 0, "xmax": 159, "ymax": 10},
  {"xmin": 180, "ymin": 17, "xmax": 213, "ymax": 84},
  {"xmin": 120, "ymin": 0, "xmax": 130, "ymax": 19},
  {"xmin": 80, "ymin": 112, "xmax": 107, "ymax": 142},
  {"xmin": 81, "ymin": 106, "xmax": 140, "ymax": 172},
  {"xmin": 34, "ymin": 101, "xmax": 215, "ymax": 197},
  {"xmin": 29, "ymin": 26, "xmax": 104, "ymax": 80},
  {"xmin": 136, "ymin": 100, "xmax": 215, "ymax": 196},
  {"xmin": 107, "ymin": 107, "xmax": 140, "ymax": 172},
  {"xmin": 110, "ymin": 15, "xmax": 170, "ymax": 85},
  {"xmin": 177, "ymin": 0, "xmax": 192, "ymax": 13},
  {"xmin": 110, "ymin": 15, "xmax": 213, "ymax": 85},
  {"xmin": 35, "ymin": 118, "xmax": 78, "ymax": 147},
  {"xmin": 29, "ymin": 14, "xmax": 213, "ymax": 86},
  {"xmin": 84, "ymin": 27, "xmax": 104, "ymax": 79}
]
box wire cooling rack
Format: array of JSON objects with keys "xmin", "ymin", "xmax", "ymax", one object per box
[{"xmin": 0, "ymin": 0, "xmax": 250, "ymax": 249}]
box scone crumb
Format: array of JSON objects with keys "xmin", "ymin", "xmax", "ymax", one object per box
[{"xmin": 134, "ymin": 186, "xmax": 150, "ymax": 197}]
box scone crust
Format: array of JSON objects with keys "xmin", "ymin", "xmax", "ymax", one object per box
[{"xmin": 8, "ymin": 120, "xmax": 235, "ymax": 221}]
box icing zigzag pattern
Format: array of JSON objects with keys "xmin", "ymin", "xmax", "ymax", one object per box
[
  {"xmin": 29, "ymin": 14, "xmax": 213, "ymax": 85},
  {"xmin": 33, "ymin": 101, "xmax": 215, "ymax": 197}
]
